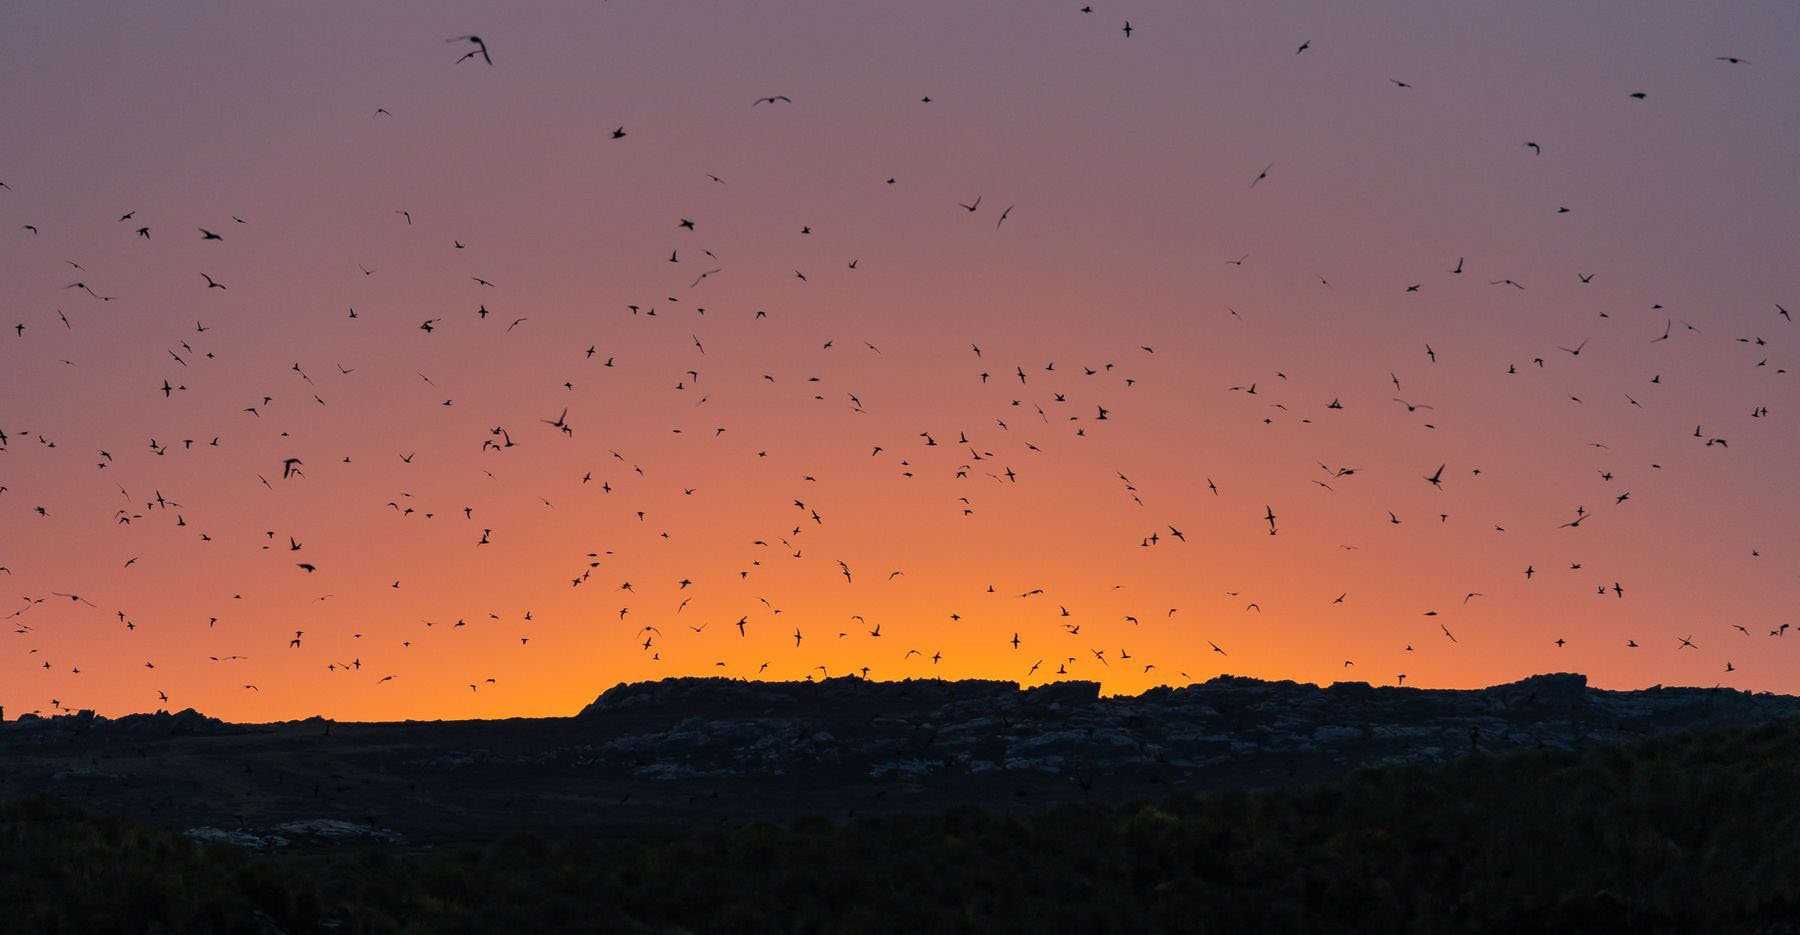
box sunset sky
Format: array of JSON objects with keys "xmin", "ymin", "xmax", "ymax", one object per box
[{"xmin": 2, "ymin": 1, "xmax": 1797, "ymax": 721}]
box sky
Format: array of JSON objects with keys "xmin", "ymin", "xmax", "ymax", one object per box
[{"xmin": 1, "ymin": 1, "xmax": 1797, "ymax": 721}]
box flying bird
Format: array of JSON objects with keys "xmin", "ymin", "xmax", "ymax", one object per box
[{"xmin": 449, "ymin": 35, "xmax": 493, "ymax": 65}]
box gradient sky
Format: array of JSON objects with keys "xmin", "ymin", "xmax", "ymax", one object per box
[{"xmin": 2, "ymin": 1, "xmax": 1797, "ymax": 721}]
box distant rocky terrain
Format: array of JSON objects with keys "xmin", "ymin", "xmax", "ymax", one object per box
[{"xmin": 3, "ymin": 673, "xmax": 1797, "ymax": 848}]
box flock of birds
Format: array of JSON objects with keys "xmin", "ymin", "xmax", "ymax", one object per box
[{"xmin": 0, "ymin": 17, "xmax": 1793, "ymax": 720}]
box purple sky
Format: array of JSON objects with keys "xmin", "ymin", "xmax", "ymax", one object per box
[{"xmin": 1, "ymin": 1, "xmax": 1797, "ymax": 719}]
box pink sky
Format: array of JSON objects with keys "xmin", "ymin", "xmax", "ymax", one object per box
[{"xmin": 1, "ymin": 0, "xmax": 1797, "ymax": 720}]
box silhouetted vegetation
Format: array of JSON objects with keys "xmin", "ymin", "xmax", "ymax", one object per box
[{"xmin": 6, "ymin": 718, "xmax": 1800, "ymax": 933}]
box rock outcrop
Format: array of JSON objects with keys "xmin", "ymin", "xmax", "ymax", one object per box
[
  {"xmin": 564, "ymin": 673, "xmax": 1800, "ymax": 781},
  {"xmin": 8, "ymin": 673, "xmax": 1796, "ymax": 843}
]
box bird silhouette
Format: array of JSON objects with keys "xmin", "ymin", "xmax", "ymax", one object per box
[{"xmin": 448, "ymin": 35, "xmax": 493, "ymax": 65}]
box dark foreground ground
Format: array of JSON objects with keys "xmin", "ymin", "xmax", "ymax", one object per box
[{"xmin": 5, "ymin": 674, "xmax": 1800, "ymax": 932}]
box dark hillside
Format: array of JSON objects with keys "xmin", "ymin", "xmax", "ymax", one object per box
[{"xmin": 6, "ymin": 715, "xmax": 1800, "ymax": 932}]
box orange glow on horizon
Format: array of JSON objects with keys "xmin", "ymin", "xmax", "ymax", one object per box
[{"xmin": 2, "ymin": 1, "xmax": 1797, "ymax": 721}]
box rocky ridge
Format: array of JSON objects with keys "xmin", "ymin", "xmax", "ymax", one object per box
[{"xmin": 4, "ymin": 673, "xmax": 1796, "ymax": 843}]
